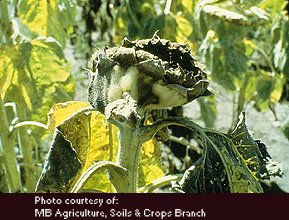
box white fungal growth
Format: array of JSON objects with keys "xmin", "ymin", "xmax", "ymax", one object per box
[
  {"xmin": 108, "ymin": 66, "xmax": 139, "ymax": 102},
  {"xmin": 120, "ymin": 67, "xmax": 139, "ymax": 101},
  {"xmin": 146, "ymin": 82, "xmax": 188, "ymax": 109}
]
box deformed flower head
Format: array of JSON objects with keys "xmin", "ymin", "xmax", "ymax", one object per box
[{"xmin": 88, "ymin": 34, "xmax": 212, "ymax": 114}]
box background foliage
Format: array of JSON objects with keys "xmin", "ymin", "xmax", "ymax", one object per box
[{"xmin": 0, "ymin": 0, "xmax": 288, "ymax": 192}]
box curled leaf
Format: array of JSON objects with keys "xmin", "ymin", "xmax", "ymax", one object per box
[{"xmin": 173, "ymin": 111, "xmax": 282, "ymax": 193}]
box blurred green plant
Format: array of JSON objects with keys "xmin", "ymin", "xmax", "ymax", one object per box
[{"xmin": 0, "ymin": 0, "xmax": 76, "ymax": 192}]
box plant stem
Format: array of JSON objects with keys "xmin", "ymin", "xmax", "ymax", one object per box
[
  {"xmin": 105, "ymin": 93, "xmax": 144, "ymax": 193},
  {"xmin": 17, "ymin": 107, "xmax": 36, "ymax": 192},
  {"xmin": 169, "ymin": 135, "xmax": 203, "ymax": 154},
  {"xmin": 164, "ymin": 0, "xmax": 172, "ymax": 14},
  {"xmin": 12, "ymin": 121, "xmax": 48, "ymax": 131},
  {"xmin": 116, "ymin": 127, "xmax": 143, "ymax": 193},
  {"xmin": 230, "ymin": 74, "xmax": 249, "ymax": 131},
  {"xmin": 0, "ymin": 94, "xmax": 22, "ymax": 192},
  {"xmin": 138, "ymin": 175, "xmax": 181, "ymax": 193}
]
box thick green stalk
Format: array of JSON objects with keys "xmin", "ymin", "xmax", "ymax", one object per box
[
  {"xmin": 116, "ymin": 127, "xmax": 143, "ymax": 193},
  {"xmin": 0, "ymin": 94, "xmax": 22, "ymax": 192}
]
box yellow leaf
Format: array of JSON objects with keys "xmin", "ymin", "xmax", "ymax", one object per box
[
  {"xmin": 270, "ymin": 75, "xmax": 284, "ymax": 103},
  {"xmin": 139, "ymin": 139, "xmax": 165, "ymax": 187},
  {"xmin": 47, "ymin": 101, "xmax": 90, "ymax": 132},
  {"xmin": 46, "ymin": 101, "xmax": 165, "ymax": 192},
  {"xmin": 176, "ymin": 16, "xmax": 193, "ymax": 43},
  {"xmin": 0, "ymin": 46, "xmax": 16, "ymax": 98},
  {"xmin": 48, "ymin": 102, "xmax": 118, "ymax": 192},
  {"xmin": 182, "ymin": 0, "xmax": 194, "ymax": 13},
  {"xmin": 18, "ymin": 0, "xmax": 48, "ymax": 36},
  {"xmin": 176, "ymin": 16, "xmax": 193, "ymax": 37}
]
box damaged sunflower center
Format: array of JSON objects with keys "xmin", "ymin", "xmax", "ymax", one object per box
[{"xmin": 88, "ymin": 34, "xmax": 211, "ymax": 115}]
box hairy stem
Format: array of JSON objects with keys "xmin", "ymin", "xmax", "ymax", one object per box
[{"xmin": 115, "ymin": 127, "xmax": 143, "ymax": 192}]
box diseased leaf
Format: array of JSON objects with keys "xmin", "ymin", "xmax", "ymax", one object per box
[
  {"xmin": 71, "ymin": 161, "xmax": 128, "ymax": 193},
  {"xmin": 47, "ymin": 101, "xmax": 90, "ymax": 132},
  {"xmin": 0, "ymin": 37, "xmax": 75, "ymax": 139},
  {"xmin": 254, "ymin": 74, "xmax": 273, "ymax": 111},
  {"xmin": 36, "ymin": 129, "xmax": 81, "ymax": 192},
  {"xmin": 47, "ymin": 102, "xmax": 118, "ymax": 192},
  {"xmin": 252, "ymin": 71, "xmax": 284, "ymax": 112},
  {"xmin": 181, "ymin": 0, "xmax": 195, "ymax": 14},
  {"xmin": 229, "ymin": 111, "xmax": 283, "ymax": 179},
  {"xmin": 270, "ymin": 74, "xmax": 284, "ymax": 103},
  {"xmin": 176, "ymin": 16, "xmax": 193, "ymax": 42},
  {"xmin": 244, "ymin": 71, "xmax": 257, "ymax": 101},
  {"xmin": 174, "ymin": 111, "xmax": 265, "ymax": 193},
  {"xmin": 18, "ymin": 0, "xmax": 76, "ymax": 47}
]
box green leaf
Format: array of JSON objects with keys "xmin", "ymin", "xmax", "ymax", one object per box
[
  {"xmin": 174, "ymin": 111, "xmax": 264, "ymax": 193},
  {"xmin": 259, "ymin": 0, "xmax": 288, "ymax": 17},
  {"xmin": 208, "ymin": 45, "xmax": 238, "ymax": 90},
  {"xmin": 224, "ymin": 46, "xmax": 247, "ymax": 77},
  {"xmin": 272, "ymin": 16, "xmax": 289, "ymax": 78},
  {"xmin": 11, "ymin": 18, "xmax": 38, "ymax": 42},
  {"xmin": 244, "ymin": 70, "xmax": 283, "ymax": 112},
  {"xmin": 239, "ymin": 0, "xmax": 264, "ymax": 9},
  {"xmin": 18, "ymin": 0, "xmax": 76, "ymax": 47},
  {"xmin": 197, "ymin": 20, "xmax": 248, "ymax": 90}
]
